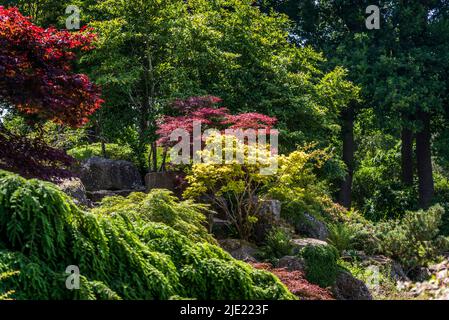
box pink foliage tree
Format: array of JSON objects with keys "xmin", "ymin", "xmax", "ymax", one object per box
[{"xmin": 157, "ymin": 96, "xmax": 277, "ymax": 149}]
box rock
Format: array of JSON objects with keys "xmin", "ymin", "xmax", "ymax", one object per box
[
  {"xmin": 145, "ymin": 172, "xmax": 179, "ymax": 192},
  {"xmin": 295, "ymin": 213, "xmax": 329, "ymax": 240},
  {"xmin": 250, "ymin": 198, "xmax": 282, "ymax": 244},
  {"xmin": 429, "ymin": 260, "xmax": 449, "ymax": 272},
  {"xmin": 359, "ymin": 255, "xmax": 408, "ymax": 281},
  {"xmin": 86, "ymin": 189, "xmax": 145, "ymax": 203},
  {"xmin": 436, "ymin": 269, "xmax": 448, "ymax": 281},
  {"xmin": 218, "ymin": 239, "xmax": 258, "ymax": 262},
  {"xmin": 79, "ymin": 157, "xmax": 143, "ymax": 191},
  {"xmin": 291, "ymin": 238, "xmax": 328, "ymax": 255},
  {"xmin": 258, "ymin": 200, "xmax": 281, "ymax": 221},
  {"xmin": 332, "ymin": 271, "xmax": 373, "ymax": 300},
  {"xmin": 409, "ymin": 267, "xmax": 432, "ymax": 282},
  {"xmin": 276, "ymin": 256, "xmax": 306, "ymax": 272},
  {"xmin": 57, "ymin": 177, "xmax": 90, "ymax": 207}
]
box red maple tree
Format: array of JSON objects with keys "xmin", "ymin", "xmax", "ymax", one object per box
[
  {"xmin": 0, "ymin": 7, "xmax": 103, "ymax": 180},
  {"xmin": 156, "ymin": 95, "xmax": 277, "ymax": 148},
  {"xmin": 0, "ymin": 6, "xmax": 103, "ymax": 127}
]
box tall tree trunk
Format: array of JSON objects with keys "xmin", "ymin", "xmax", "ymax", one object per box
[
  {"xmin": 401, "ymin": 126, "xmax": 414, "ymax": 186},
  {"xmin": 338, "ymin": 106, "xmax": 355, "ymax": 209},
  {"xmin": 151, "ymin": 142, "xmax": 157, "ymax": 172},
  {"xmin": 416, "ymin": 111, "xmax": 434, "ymax": 209}
]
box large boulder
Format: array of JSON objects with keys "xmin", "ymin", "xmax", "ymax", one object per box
[
  {"xmin": 295, "ymin": 213, "xmax": 329, "ymax": 241},
  {"xmin": 332, "ymin": 271, "xmax": 373, "ymax": 300},
  {"xmin": 57, "ymin": 177, "xmax": 90, "ymax": 207},
  {"xmin": 219, "ymin": 239, "xmax": 258, "ymax": 263},
  {"xmin": 361, "ymin": 255, "xmax": 408, "ymax": 282},
  {"xmin": 78, "ymin": 157, "xmax": 143, "ymax": 191},
  {"xmin": 342, "ymin": 252, "xmax": 408, "ymax": 282},
  {"xmin": 253, "ymin": 199, "xmax": 282, "ymax": 243},
  {"xmin": 291, "ymin": 238, "xmax": 329, "ymax": 255},
  {"xmin": 258, "ymin": 200, "xmax": 281, "ymax": 221}
]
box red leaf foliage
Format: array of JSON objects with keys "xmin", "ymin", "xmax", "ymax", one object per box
[
  {"xmin": 251, "ymin": 263, "xmax": 335, "ymax": 300},
  {"xmin": 0, "ymin": 6, "xmax": 103, "ymax": 127},
  {"xmin": 157, "ymin": 96, "xmax": 277, "ymax": 147},
  {"xmin": 0, "ymin": 128, "xmax": 75, "ymax": 181}
]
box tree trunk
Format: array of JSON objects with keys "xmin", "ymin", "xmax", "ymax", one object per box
[
  {"xmin": 401, "ymin": 127, "xmax": 414, "ymax": 186},
  {"xmin": 338, "ymin": 106, "xmax": 355, "ymax": 209},
  {"xmin": 151, "ymin": 142, "xmax": 158, "ymax": 172},
  {"xmin": 416, "ymin": 112, "xmax": 434, "ymax": 209},
  {"xmin": 101, "ymin": 139, "xmax": 107, "ymax": 158}
]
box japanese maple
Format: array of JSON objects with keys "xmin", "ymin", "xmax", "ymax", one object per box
[
  {"xmin": 0, "ymin": 129, "xmax": 75, "ymax": 181},
  {"xmin": 0, "ymin": 6, "xmax": 103, "ymax": 127},
  {"xmin": 0, "ymin": 6, "xmax": 103, "ymax": 181},
  {"xmin": 157, "ymin": 95, "xmax": 277, "ymax": 148}
]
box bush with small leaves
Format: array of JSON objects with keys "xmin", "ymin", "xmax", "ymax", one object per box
[
  {"xmin": 376, "ymin": 205, "xmax": 449, "ymax": 270},
  {"xmin": 299, "ymin": 245, "xmax": 339, "ymax": 288},
  {"xmin": 68, "ymin": 143, "xmax": 136, "ymax": 164}
]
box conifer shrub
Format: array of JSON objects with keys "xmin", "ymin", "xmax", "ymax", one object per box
[
  {"xmin": 94, "ymin": 190, "xmax": 215, "ymax": 243},
  {"xmin": 0, "ymin": 171, "xmax": 294, "ymax": 300},
  {"xmin": 299, "ymin": 245, "xmax": 339, "ymax": 288},
  {"xmin": 375, "ymin": 204, "xmax": 449, "ymax": 270},
  {"xmin": 0, "ymin": 270, "xmax": 18, "ymax": 300}
]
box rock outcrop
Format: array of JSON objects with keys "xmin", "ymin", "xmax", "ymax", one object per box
[
  {"xmin": 332, "ymin": 271, "xmax": 373, "ymax": 300},
  {"xmin": 397, "ymin": 257, "xmax": 449, "ymax": 300},
  {"xmin": 78, "ymin": 157, "xmax": 143, "ymax": 191},
  {"xmin": 276, "ymin": 256, "xmax": 306, "ymax": 272},
  {"xmin": 57, "ymin": 177, "xmax": 90, "ymax": 207},
  {"xmin": 291, "ymin": 238, "xmax": 328, "ymax": 255},
  {"xmin": 218, "ymin": 239, "xmax": 258, "ymax": 262},
  {"xmin": 295, "ymin": 213, "xmax": 329, "ymax": 240},
  {"xmin": 145, "ymin": 172, "xmax": 179, "ymax": 192}
]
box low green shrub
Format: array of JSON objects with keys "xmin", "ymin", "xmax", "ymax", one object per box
[
  {"xmin": 343, "ymin": 205, "xmax": 449, "ymax": 270},
  {"xmin": 344, "ymin": 220, "xmax": 380, "ymax": 255},
  {"xmin": 376, "ymin": 205, "xmax": 449, "ymax": 270},
  {"xmin": 258, "ymin": 226, "xmax": 294, "ymax": 262},
  {"xmin": 299, "ymin": 244, "xmax": 339, "ymax": 288},
  {"xmin": 68, "ymin": 143, "xmax": 136, "ymax": 164},
  {"xmin": 0, "ymin": 171, "xmax": 294, "ymax": 300},
  {"xmin": 268, "ymin": 147, "xmax": 333, "ymax": 226},
  {"xmin": 93, "ymin": 190, "xmax": 215, "ymax": 243},
  {"xmin": 433, "ymin": 173, "xmax": 449, "ymax": 236}
]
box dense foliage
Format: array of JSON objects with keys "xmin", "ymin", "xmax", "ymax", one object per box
[
  {"xmin": 184, "ymin": 134, "xmax": 278, "ymax": 240},
  {"xmin": 0, "ymin": 129, "xmax": 75, "ymax": 181},
  {"xmin": 0, "ymin": 6, "xmax": 102, "ymax": 181},
  {"xmin": 300, "ymin": 244, "xmax": 339, "ymax": 288},
  {"xmin": 68, "ymin": 143, "xmax": 136, "ymax": 164},
  {"xmin": 0, "ymin": 6, "xmax": 102, "ymax": 127},
  {"xmin": 3, "ymin": 0, "xmax": 449, "ymax": 301},
  {"xmin": 0, "ymin": 170, "xmax": 294, "ymax": 300}
]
